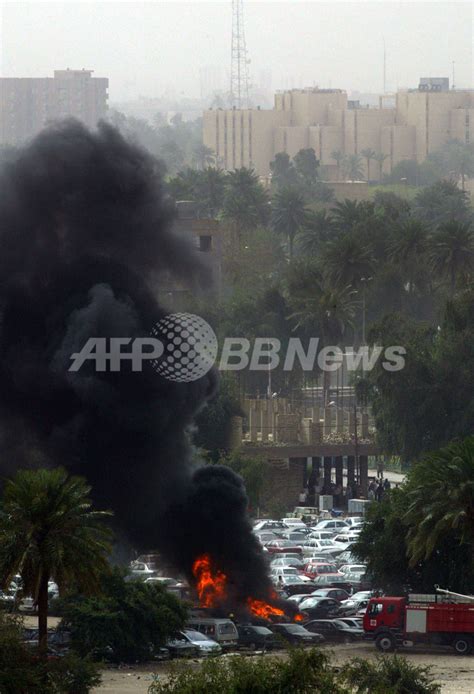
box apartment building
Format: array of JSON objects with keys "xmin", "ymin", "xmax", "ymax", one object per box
[
  {"xmin": 0, "ymin": 69, "xmax": 109, "ymax": 146},
  {"xmin": 203, "ymin": 78, "xmax": 474, "ymax": 178}
]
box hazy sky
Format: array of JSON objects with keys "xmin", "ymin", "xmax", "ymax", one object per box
[{"xmin": 1, "ymin": 1, "xmax": 472, "ymax": 101}]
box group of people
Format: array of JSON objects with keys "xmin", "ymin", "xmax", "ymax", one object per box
[{"xmin": 368, "ymin": 477, "xmax": 391, "ymax": 502}]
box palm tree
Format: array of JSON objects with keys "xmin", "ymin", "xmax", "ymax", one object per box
[
  {"xmin": 374, "ymin": 153, "xmax": 388, "ymax": 183},
  {"xmin": 192, "ymin": 144, "xmax": 215, "ymax": 170},
  {"xmin": 360, "ymin": 148, "xmax": 376, "ymax": 183},
  {"xmin": 221, "ymin": 167, "xmax": 269, "ymax": 245},
  {"xmin": 0, "ymin": 468, "xmax": 112, "ymax": 656},
  {"xmin": 429, "ymin": 221, "xmax": 474, "ymax": 292},
  {"xmin": 322, "ymin": 234, "xmax": 375, "ymax": 290},
  {"xmin": 389, "ymin": 219, "xmax": 429, "ymax": 294},
  {"xmin": 331, "ymin": 150, "xmax": 344, "ymax": 181},
  {"xmin": 331, "ymin": 199, "xmax": 375, "ymax": 235},
  {"xmin": 193, "ymin": 167, "xmax": 227, "ymax": 217},
  {"xmin": 271, "ymin": 187, "xmax": 307, "ymax": 259},
  {"xmin": 297, "ymin": 210, "xmax": 336, "ymax": 255},
  {"xmin": 405, "ymin": 436, "xmax": 474, "ymax": 565},
  {"xmin": 342, "ymin": 154, "xmax": 364, "ymax": 181}
]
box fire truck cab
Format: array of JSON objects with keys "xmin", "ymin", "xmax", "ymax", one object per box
[{"xmin": 364, "ymin": 592, "xmax": 474, "ymax": 655}]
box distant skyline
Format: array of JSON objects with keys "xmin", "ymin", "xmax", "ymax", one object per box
[{"xmin": 0, "ymin": 1, "xmax": 472, "ymax": 102}]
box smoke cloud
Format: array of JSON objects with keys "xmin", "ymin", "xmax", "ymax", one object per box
[{"xmin": 0, "ymin": 119, "xmax": 274, "ymax": 606}]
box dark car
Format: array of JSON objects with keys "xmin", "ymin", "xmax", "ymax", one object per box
[
  {"xmin": 281, "ymin": 581, "xmax": 316, "ymax": 597},
  {"xmin": 265, "ymin": 540, "xmax": 303, "ymax": 554},
  {"xmin": 270, "ymin": 623, "xmax": 324, "ymax": 646},
  {"xmin": 311, "ymin": 588, "xmax": 351, "ymax": 602},
  {"xmin": 304, "ymin": 619, "xmax": 364, "ymax": 643},
  {"xmin": 297, "ymin": 596, "xmax": 340, "ymax": 619},
  {"xmin": 166, "ymin": 633, "xmax": 200, "ymax": 658},
  {"xmin": 311, "ymin": 575, "xmax": 353, "ymax": 593},
  {"xmin": 237, "ymin": 625, "xmax": 276, "ymax": 651}
]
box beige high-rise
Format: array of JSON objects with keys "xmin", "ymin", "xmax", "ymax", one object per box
[{"xmin": 203, "ymin": 82, "xmax": 474, "ymax": 179}]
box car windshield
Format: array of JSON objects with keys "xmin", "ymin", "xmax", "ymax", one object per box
[
  {"xmin": 219, "ymin": 624, "xmax": 236, "ymax": 634},
  {"xmin": 300, "ymin": 598, "xmax": 320, "ymax": 607},
  {"xmin": 317, "ymin": 565, "xmax": 336, "ymax": 573},
  {"xmin": 249, "ymin": 627, "xmax": 271, "ymax": 635},
  {"xmin": 184, "ymin": 630, "xmax": 209, "ymax": 641},
  {"xmin": 283, "ymin": 625, "xmax": 309, "ymax": 634},
  {"xmin": 319, "ymin": 540, "xmax": 333, "ymax": 546}
]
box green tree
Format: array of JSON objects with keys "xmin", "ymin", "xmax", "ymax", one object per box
[
  {"xmin": 193, "ymin": 167, "xmax": 227, "ymax": 217},
  {"xmin": 322, "ymin": 234, "xmax": 374, "ymax": 290},
  {"xmin": 414, "ymin": 179, "xmax": 471, "ymax": 226},
  {"xmin": 60, "ymin": 568, "xmax": 187, "ymax": 663},
  {"xmin": 297, "ymin": 210, "xmax": 337, "ymax": 256},
  {"xmin": 360, "ymin": 148, "xmax": 376, "ymax": 183},
  {"xmin": 271, "ymin": 186, "xmax": 307, "ymax": 259},
  {"xmin": 429, "ymin": 221, "xmax": 474, "ymax": 292},
  {"xmin": 389, "ymin": 219, "xmax": 429, "ymax": 294},
  {"xmin": 294, "ymin": 148, "xmax": 320, "ymax": 189},
  {"xmin": 0, "ymin": 468, "xmax": 112, "ymax": 656},
  {"xmin": 374, "ymin": 152, "xmax": 388, "ymax": 183},
  {"xmin": 405, "ymin": 436, "xmax": 474, "ymax": 566},
  {"xmin": 192, "ymin": 144, "xmax": 215, "ymax": 170},
  {"xmin": 430, "ymin": 139, "xmax": 474, "ymax": 191},
  {"xmin": 269, "ymin": 152, "xmax": 297, "ymax": 189},
  {"xmin": 194, "ymin": 375, "xmax": 242, "ymax": 460},
  {"xmin": 342, "ymin": 154, "xmax": 364, "ymax": 181},
  {"xmin": 331, "ymin": 150, "xmax": 344, "ymax": 181},
  {"xmin": 342, "ymin": 655, "xmax": 440, "ymax": 694},
  {"xmin": 222, "ymin": 168, "xmax": 269, "ymax": 244}
]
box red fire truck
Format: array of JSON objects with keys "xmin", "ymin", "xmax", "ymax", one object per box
[{"xmin": 363, "ymin": 587, "xmax": 474, "ymax": 655}]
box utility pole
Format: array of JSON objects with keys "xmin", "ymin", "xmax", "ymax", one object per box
[{"xmin": 230, "ymin": 0, "xmax": 250, "ymax": 109}]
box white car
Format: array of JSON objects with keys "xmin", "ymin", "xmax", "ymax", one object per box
[
  {"xmin": 332, "ymin": 534, "xmax": 360, "ymax": 547},
  {"xmin": 129, "ymin": 561, "xmax": 155, "ymax": 579},
  {"xmin": 253, "ymin": 520, "xmax": 286, "ymax": 533},
  {"xmin": 339, "ymin": 564, "xmax": 367, "ymax": 576},
  {"xmin": 173, "ymin": 630, "xmax": 222, "ymax": 656},
  {"xmin": 307, "ymin": 530, "xmax": 335, "ymax": 541},
  {"xmin": 281, "ymin": 518, "xmax": 307, "ymax": 530},
  {"xmin": 343, "ymin": 517, "xmax": 365, "ymax": 529},
  {"xmin": 311, "ymin": 519, "xmax": 350, "ymax": 533},
  {"xmin": 302, "ymin": 539, "xmax": 342, "ymax": 556},
  {"xmin": 270, "ymin": 566, "xmax": 311, "ymax": 583}
]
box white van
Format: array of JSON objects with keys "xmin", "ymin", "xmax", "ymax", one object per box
[{"xmin": 186, "ymin": 618, "xmax": 238, "ymax": 649}]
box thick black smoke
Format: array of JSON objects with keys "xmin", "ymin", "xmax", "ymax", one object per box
[{"xmin": 0, "ymin": 120, "xmax": 274, "ymax": 606}]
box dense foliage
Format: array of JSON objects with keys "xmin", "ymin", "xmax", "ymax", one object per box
[
  {"xmin": 59, "ymin": 568, "xmax": 188, "ymax": 662},
  {"xmin": 149, "ymin": 648, "xmax": 440, "ymax": 694},
  {"xmin": 354, "ymin": 436, "xmax": 474, "ymax": 594}
]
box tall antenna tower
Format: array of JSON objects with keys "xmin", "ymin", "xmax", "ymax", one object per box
[{"xmin": 230, "ymin": 0, "xmax": 250, "ymax": 109}]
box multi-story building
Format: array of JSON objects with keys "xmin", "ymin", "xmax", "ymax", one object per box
[
  {"xmin": 203, "ymin": 78, "xmax": 474, "ymax": 179},
  {"xmin": 0, "ymin": 69, "xmax": 109, "ymax": 146}
]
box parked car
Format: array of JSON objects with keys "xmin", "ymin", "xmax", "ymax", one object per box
[
  {"xmin": 302, "ymin": 562, "xmax": 340, "ymax": 580},
  {"xmin": 255, "ymin": 531, "xmax": 279, "ymax": 544},
  {"xmin": 301, "ymin": 539, "xmax": 342, "ymax": 557},
  {"xmin": 311, "ymin": 575, "xmax": 353, "ymax": 593},
  {"xmin": 310, "ymin": 520, "xmax": 350, "ymax": 533},
  {"xmin": 311, "ymin": 588, "xmax": 351, "ymax": 602},
  {"xmin": 304, "ymin": 619, "xmax": 363, "ymax": 643},
  {"xmin": 237, "ymin": 625, "xmax": 276, "ymax": 650},
  {"xmin": 339, "ymin": 565, "xmax": 367, "ymax": 576},
  {"xmin": 281, "ymin": 519, "xmax": 307, "ymax": 530},
  {"xmin": 271, "ymin": 567, "xmax": 311, "ymax": 583},
  {"xmin": 342, "ymin": 517, "xmax": 365, "ymax": 529},
  {"xmin": 279, "ymin": 579, "xmax": 316, "ymax": 597},
  {"xmin": 297, "ymin": 597, "xmax": 340, "ymax": 619},
  {"xmin": 265, "ymin": 540, "xmax": 303, "ymax": 554},
  {"xmin": 175, "ymin": 629, "xmax": 221, "ymax": 656},
  {"xmin": 307, "ymin": 530, "xmax": 335, "ymax": 541},
  {"xmin": 339, "ymin": 595, "xmax": 371, "ymax": 616},
  {"xmin": 253, "ymin": 520, "xmax": 286, "ymax": 533},
  {"xmin": 270, "ymin": 623, "xmax": 324, "ymax": 646},
  {"xmin": 129, "ymin": 561, "xmax": 155, "ymax": 579},
  {"xmin": 338, "ymin": 617, "xmax": 364, "ymax": 629},
  {"xmin": 166, "ymin": 632, "xmax": 201, "ymax": 658},
  {"xmin": 186, "ymin": 618, "xmax": 238, "ymax": 648},
  {"xmin": 332, "ymin": 534, "xmax": 360, "ymax": 548},
  {"xmin": 270, "ymin": 556, "xmax": 304, "ymax": 570},
  {"xmin": 279, "ymin": 531, "xmax": 308, "ymax": 544},
  {"xmin": 286, "ymin": 593, "xmax": 315, "ymax": 606}
]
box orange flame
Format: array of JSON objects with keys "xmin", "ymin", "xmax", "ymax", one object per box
[
  {"xmin": 192, "ymin": 554, "xmax": 227, "ymax": 607},
  {"xmin": 294, "ymin": 613, "xmax": 304, "ymax": 622},
  {"xmin": 247, "ymin": 598, "xmax": 285, "ymax": 620}
]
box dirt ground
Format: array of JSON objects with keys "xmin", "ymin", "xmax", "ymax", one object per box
[{"xmin": 92, "ymin": 643, "xmax": 474, "ymax": 693}]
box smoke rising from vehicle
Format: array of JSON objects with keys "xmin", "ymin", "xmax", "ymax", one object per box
[{"xmin": 0, "ymin": 119, "xmax": 276, "ymax": 607}]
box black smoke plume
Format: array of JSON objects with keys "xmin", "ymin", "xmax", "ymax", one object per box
[{"xmin": 0, "ymin": 120, "xmax": 276, "ymax": 607}]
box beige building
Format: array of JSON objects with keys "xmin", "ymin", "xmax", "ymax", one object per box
[
  {"xmin": 0, "ymin": 69, "xmax": 109, "ymax": 146},
  {"xmin": 203, "ymin": 80, "xmax": 474, "ymax": 179}
]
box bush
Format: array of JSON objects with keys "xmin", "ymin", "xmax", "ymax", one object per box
[
  {"xmin": 341, "ymin": 655, "xmax": 440, "ymax": 694},
  {"xmin": 0, "ymin": 611, "xmax": 42, "ymax": 693},
  {"xmin": 149, "ymin": 648, "xmax": 344, "ymax": 693},
  {"xmin": 60, "ymin": 568, "xmax": 187, "ymax": 663},
  {"xmin": 46, "ymin": 653, "xmax": 102, "ymax": 694}
]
